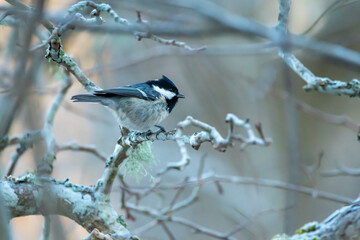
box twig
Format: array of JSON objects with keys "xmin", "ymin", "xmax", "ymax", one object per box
[
  {"xmin": 83, "ymin": 228, "xmax": 113, "ymax": 240},
  {"xmin": 85, "ymin": 43, "xmax": 276, "ymax": 76},
  {"xmin": 154, "ymin": 173, "xmax": 353, "ymax": 204},
  {"xmin": 127, "ymin": 203, "xmax": 236, "ymax": 240},
  {"xmin": 50, "ymin": 1, "xmax": 204, "ymax": 52},
  {"xmin": 56, "ymin": 141, "xmax": 107, "ymax": 162},
  {"xmin": 119, "ymin": 175, "xmax": 136, "ymax": 221},
  {"xmin": 276, "ymin": 90, "xmax": 360, "ymax": 133},
  {"xmin": 301, "ymin": 0, "xmax": 344, "ymax": 35},
  {"xmin": 3, "ymin": 73, "xmax": 72, "ymax": 176},
  {"xmin": 322, "ymin": 161, "xmax": 360, "ymax": 177},
  {"xmin": 37, "ymin": 74, "xmax": 72, "ymax": 175},
  {"xmin": 45, "ymin": 37, "xmax": 100, "ymax": 93},
  {"xmin": 95, "ymin": 145, "xmax": 128, "ymax": 196},
  {"xmin": 40, "ymin": 216, "xmax": 50, "ymax": 240},
  {"xmin": 0, "ymin": 0, "xmax": 45, "ymax": 139},
  {"xmin": 159, "ymin": 222, "xmax": 176, "ymax": 240},
  {"xmin": 125, "ymin": 159, "xmax": 227, "ymax": 240},
  {"xmin": 133, "ymin": 220, "xmax": 158, "ymax": 235},
  {"xmin": 277, "ymin": 0, "xmax": 360, "ymax": 98},
  {"xmin": 170, "ymin": 216, "xmax": 237, "ymax": 240},
  {"xmin": 157, "ymin": 114, "xmax": 271, "ymax": 175},
  {"xmin": 273, "ymin": 200, "xmax": 360, "ymax": 239},
  {"xmin": 3, "ymin": 130, "xmax": 42, "ymax": 176}
]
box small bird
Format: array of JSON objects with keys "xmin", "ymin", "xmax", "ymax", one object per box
[{"xmin": 71, "ymin": 75, "xmax": 184, "ymax": 131}]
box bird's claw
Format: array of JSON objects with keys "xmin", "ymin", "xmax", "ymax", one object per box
[{"xmin": 154, "ymin": 125, "xmax": 166, "ymax": 133}]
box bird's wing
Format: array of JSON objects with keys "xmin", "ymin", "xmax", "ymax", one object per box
[{"xmin": 94, "ymin": 86, "xmax": 159, "ymax": 101}]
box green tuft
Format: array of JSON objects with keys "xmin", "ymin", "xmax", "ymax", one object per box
[
  {"xmin": 116, "ymin": 215, "xmax": 128, "ymax": 228},
  {"xmin": 121, "ymin": 141, "xmax": 157, "ymax": 182},
  {"xmin": 295, "ymin": 221, "xmax": 319, "ymax": 234}
]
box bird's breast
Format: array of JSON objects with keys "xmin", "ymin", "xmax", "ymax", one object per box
[{"xmin": 114, "ymin": 97, "xmax": 169, "ymax": 131}]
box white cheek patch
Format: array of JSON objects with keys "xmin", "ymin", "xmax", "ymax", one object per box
[{"xmin": 153, "ymin": 85, "xmax": 176, "ymax": 99}]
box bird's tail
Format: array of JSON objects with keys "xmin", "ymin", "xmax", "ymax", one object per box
[{"xmin": 71, "ymin": 94, "xmax": 101, "ymax": 103}]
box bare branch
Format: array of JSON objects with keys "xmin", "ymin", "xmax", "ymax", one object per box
[
  {"xmin": 83, "ymin": 229, "xmax": 113, "ymax": 240},
  {"xmin": 95, "ymin": 142, "xmax": 130, "ymax": 196},
  {"xmin": 170, "ymin": 216, "xmax": 237, "ymax": 240},
  {"xmin": 57, "ymin": 142, "xmax": 107, "ymax": 162},
  {"xmin": 38, "ymin": 74, "xmax": 72, "ymax": 175},
  {"xmin": 133, "ymin": 220, "xmax": 158, "ymax": 235},
  {"xmin": 301, "ymin": 0, "xmax": 344, "ymax": 35},
  {"xmin": 45, "ymin": 37, "xmax": 100, "ymax": 93},
  {"xmin": 0, "ymin": 0, "xmax": 45, "ymax": 139},
  {"xmin": 159, "ymin": 222, "xmax": 175, "ymax": 240},
  {"xmin": 153, "ymin": 173, "xmax": 353, "ymax": 204},
  {"xmin": 322, "ymin": 161, "xmax": 360, "ymax": 177},
  {"xmin": 5, "ymin": 0, "xmax": 54, "ymax": 30},
  {"xmin": 157, "ymin": 114, "xmax": 271, "ymax": 175},
  {"xmin": 2, "ymin": 130, "xmax": 42, "ymax": 176},
  {"xmin": 273, "ymin": 200, "xmax": 360, "ymax": 239},
  {"xmin": 3, "ymin": 74, "xmax": 72, "ymax": 176},
  {"xmin": 276, "ymin": 90, "xmax": 360, "ymax": 133},
  {"xmin": 0, "ymin": 175, "xmax": 135, "ymax": 239},
  {"xmin": 40, "ymin": 216, "xmax": 50, "ymax": 240},
  {"xmin": 134, "ymin": 11, "xmax": 205, "ymax": 51},
  {"xmin": 277, "ymin": 0, "xmax": 360, "ymax": 98},
  {"xmin": 85, "ymin": 43, "xmax": 275, "ymax": 76},
  {"xmin": 41, "ymin": 1, "xmax": 203, "ymax": 53}
]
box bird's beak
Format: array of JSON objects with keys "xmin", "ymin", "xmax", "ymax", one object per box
[{"xmin": 177, "ymin": 94, "xmax": 185, "ymax": 98}]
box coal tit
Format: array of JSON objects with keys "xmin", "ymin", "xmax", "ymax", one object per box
[{"xmin": 71, "ymin": 75, "xmax": 184, "ymax": 131}]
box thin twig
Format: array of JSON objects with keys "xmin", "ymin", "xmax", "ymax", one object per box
[
  {"xmin": 153, "ymin": 173, "xmax": 353, "ymax": 204},
  {"xmin": 322, "ymin": 161, "xmax": 360, "ymax": 177},
  {"xmin": 40, "ymin": 216, "xmax": 50, "ymax": 240},
  {"xmin": 37, "ymin": 74, "xmax": 72, "ymax": 175},
  {"xmin": 276, "ymin": 90, "xmax": 359, "ymax": 133},
  {"xmin": 56, "ymin": 141, "xmax": 107, "ymax": 162}
]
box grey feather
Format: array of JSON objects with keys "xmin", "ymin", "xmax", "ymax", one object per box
[
  {"xmin": 71, "ymin": 94, "xmax": 101, "ymax": 103},
  {"xmin": 94, "ymin": 87, "xmax": 157, "ymax": 101}
]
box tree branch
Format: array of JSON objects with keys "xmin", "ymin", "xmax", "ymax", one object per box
[
  {"xmin": 273, "ymin": 200, "xmax": 360, "ymax": 239},
  {"xmin": 322, "ymin": 161, "xmax": 360, "ymax": 177},
  {"xmin": 157, "ymin": 114, "xmax": 271, "ymax": 175},
  {"xmin": 277, "ymin": 0, "xmax": 360, "ymax": 98},
  {"xmin": 0, "ymin": 174, "xmax": 136, "ymax": 240},
  {"xmin": 149, "ymin": 173, "xmax": 353, "ymax": 204}
]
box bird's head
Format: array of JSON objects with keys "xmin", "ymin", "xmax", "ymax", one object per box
[{"xmin": 147, "ymin": 75, "xmax": 184, "ymax": 112}]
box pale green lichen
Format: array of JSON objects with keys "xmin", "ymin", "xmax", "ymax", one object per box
[
  {"xmin": 5, "ymin": 172, "xmax": 36, "ymax": 183},
  {"xmin": 61, "ymin": 54, "xmax": 77, "ymax": 71},
  {"xmin": 72, "ymin": 193, "xmax": 93, "ymax": 215},
  {"xmin": 1, "ymin": 181, "xmax": 18, "ymax": 207},
  {"xmin": 122, "ymin": 142, "xmax": 157, "ymax": 182},
  {"xmin": 295, "ymin": 221, "xmax": 319, "ymax": 234},
  {"xmin": 116, "ymin": 215, "xmax": 128, "ymax": 228}
]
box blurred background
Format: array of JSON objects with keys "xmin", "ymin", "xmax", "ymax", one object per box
[{"xmin": 1, "ymin": 0, "xmax": 360, "ymax": 239}]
